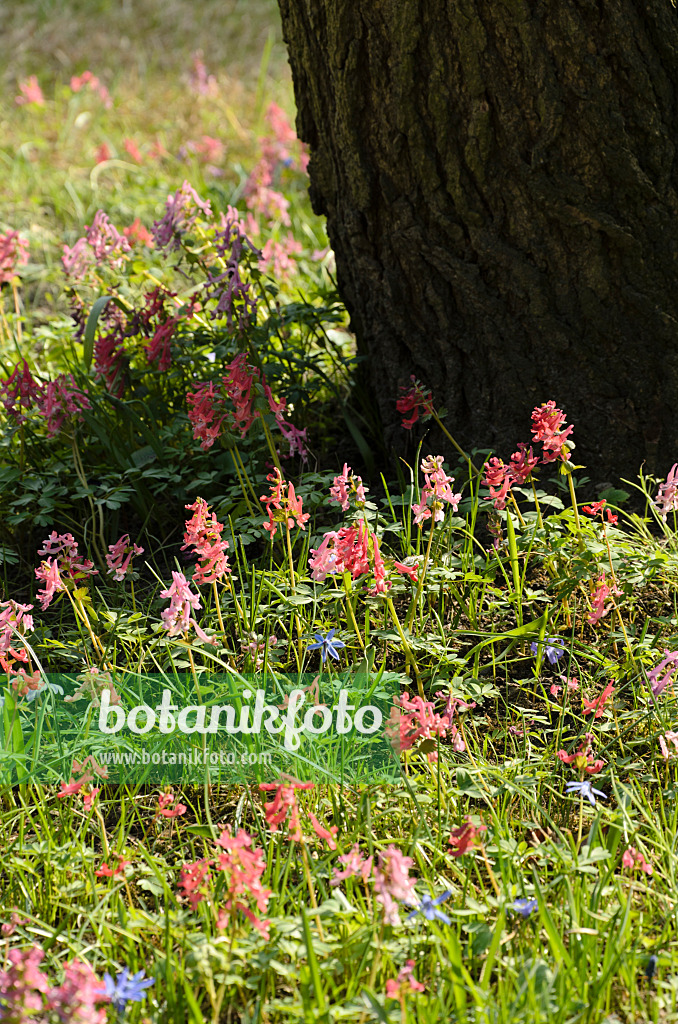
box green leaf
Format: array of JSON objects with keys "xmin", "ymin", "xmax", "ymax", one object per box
[
  {"xmin": 83, "ymin": 296, "xmax": 112, "ymax": 372},
  {"xmin": 300, "ymin": 906, "xmax": 329, "ymax": 1019}
]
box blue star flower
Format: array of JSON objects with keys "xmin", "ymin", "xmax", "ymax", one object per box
[
  {"xmin": 511, "ymin": 897, "xmax": 538, "ymax": 918},
  {"xmin": 406, "ymin": 890, "xmax": 452, "ymax": 924},
  {"xmin": 530, "ymin": 636, "xmax": 565, "ymax": 665},
  {"xmin": 564, "ymin": 780, "xmax": 607, "ymax": 806},
  {"xmin": 98, "ymin": 967, "xmax": 153, "ymax": 1014},
  {"xmin": 306, "ymin": 628, "xmax": 346, "ymax": 663}
]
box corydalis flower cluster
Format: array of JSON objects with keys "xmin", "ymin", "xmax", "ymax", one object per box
[
  {"xmin": 412, "ymin": 455, "xmax": 461, "ymax": 526},
  {"xmin": 329, "ymin": 463, "xmax": 367, "ymax": 511},
  {"xmin": 0, "ymin": 361, "xmax": 91, "ymax": 437},
  {"xmin": 159, "ymin": 571, "xmax": 216, "ymax": 645},
  {"xmin": 186, "ymin": 352, "xmax": 307, "ymax": 459},
  {"xmin": 0, "ymin": 946, "xmax": 110, "ymax": 1023},
  {"xmin": 482, "ymin": 401, "xmax": 573, "ymax": 511},
  {"xmin": 181, "ymin": 497, "xmax": 231, "ymax": 584},
  {"xmin": 0, "ymin": 230, "xmax": 29, "ymax": 284},
  {"xmin": 309, "ymin": 519, "xmax": 390, "ymax": 595},
  {"xmin": 331, "ymin": 843, "xmax": 416, "ymax": 926},
  {"xmin": 62, "ymin": 210, "xmax": 131, "ymax": 280},
  {"xmin": 178, "ymin": 826, "xmax": 272, "ymax": 938},
  {"xmin": 385, "ymin": 692, "xmax": 466, "ymax": 763},
  {"xmin": 34, "ymin": 532, "xmax": 98, "ymax": 611},
  {"xmin": 261, "ymin": 468, "xmax": 311, "ymax": 539},
  {"xmin": 396, "ymin": 377, "xmax": 434, "ymax": 429}
]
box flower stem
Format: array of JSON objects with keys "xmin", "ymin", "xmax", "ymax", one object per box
[
  {"xmin": 300, "ymin": 839, "xmax": 325, "ymax": 941},
  {"xmin": 386, "ymin": 596, "xmax": 424, "ymax": 698},
  {"xmin": 406, "ymin": 515, "xmax": 435, "ymax": 630}
]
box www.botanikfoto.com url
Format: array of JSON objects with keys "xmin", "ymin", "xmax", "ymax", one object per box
[{"xmin": 96, "ymin": 749, "xmax": 274, "ymax": 767}]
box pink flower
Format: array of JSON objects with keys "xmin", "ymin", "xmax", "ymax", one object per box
[
  {"xmin": 123, "ymin": 138, "xmax": 142, "ymax": 162},
  {"xmin": 659, "ymin": 731, "xmax": 678, "ymax": 759},
  {"xmin": 557, "ymin": 737, "xmax": 604, "ymax": 774},
  {"xmin": 247, "ymin": 186, "xmax": 291, "ymax": 226},
  {"xmin": 122, "ymin": 218, "xmax": 153, "ymax": 247},
  {"xmin": 396, "ymin": 377, "xmax": 434, "ymax": 429},
  {"xmin": 531, "ymin": 401, "xmax": 574, "ymax": 464},
  {"xmin": 385, "ymin": 960, "xmax": 425, "ymax": 999},
  {"xmin": 0, "ymin": 358, "xmax": 40, "ymax": 422},
  {"xmin": 621, "ymin": 846, "xmax": 653, "ymax": 875},
  {"xmin": 181, "ymin": 497, "xmax": 231, "ymax": 584},
  {"xmin": 308, "ymin": 812, "xmax": 338, "ymax": 850},
  {"xmin": 152, "ymin": 180, "xmax": 212, "ymax": 251},
  {"xmin": 213, "ymin": 827, "xmax": 272, "ymax": 938},
  {"xmin": 0, "ymin": 232, "xmax": 30, "ymax": 285},
  {"xmin": 331, "ymin": 844, "xmax": 373, "ymax": 887},
  {"xmin": 261, "ymin": 469, "xmax": 311, "ymax": 538},
  {"xmin": 587, "ymin": 572, "xmax": 621, "ymax": 626},
  {"xmin": 508, "ymin": 443, "xmax": 540, "ymax": 485},
  {"xmin": 106, "ymin": 534, "xmax": 144, "ymax": 582},
  {"xmin": 582, "ymin": 680, "xmax": 615, "ymax": 719},
  {"xmin": 65, "ymin": 667, "xmax": 120, "ymax": 707},
  {"xmin": 413, "ymin": 455, "xmax": 461, "ymax": 526},
  {"xmin": 62, "ymin": 237, "xmax": 93, "ymax": 280},
  {"xmin": 655, "ymin": 464, "xmax": 678, "ymax": 519},
  {"xmin": 94, "ymin": 142, "xmax": 112, "ymax": 165},
  {"xmin": 385, "ymin": 692, "xmax": 462, "ymax": 762},
  {"xmin": 34, "ymin": 372, "xmax": 91, "ymax": 437},
  {"xmin": 308, "ymin": 531, "xmax": 339, "ymax": 581},
  {"xmin": 15, "ymin": 76, "xmax": 44, "ymax": 106},
  {"xmin": 35, "ymin": 558, "xmax": 67, "ymax": 611},
  {"xmin": 329, "ymin": 464, "xmax": 351, "ymax": 510},
  {"xmin": 483, "ymin": 457, "xmax": 512, "ymax": 511},
  {"xmin": 178, "ymin": 859, "xmax": 212, "ymax": 910},
  {"xmin": 259, "ymin": 234, "xmax": 302, "ymax": 281},
  {"xmin": 145, "ymin": 317, "xmax": 178, "ymax": 372},
  {"xmin": 156, "ymin": 789, "xmax": 187, "ymax": 819},
  {"xmin": 373, "ymin": 846, "xmax": 417, "ymax": 925},
  {"xmin": 159, "ymin": 570, "xmax": 216, "ymax": 644},
  {"xmin": 187, "ymin": 50, "xmax": 219, "ymax": 96},
  {"xmin": 84, "ymin": 210, "xmax": 131, "ymax": 268},
  {"xmin": 0, "ymin": 600, "xmax": 34, "ymax": 660},
  {"xmin": 394, "ymin": 560, "xmax": 419, "ymax": 581},
  {"xmin": 34, "ymin": 532, "xmax": 97, "ymax": 609},
  {"xmin": 448, "ymin": 816, "xmax": 487, "ymax": 858},
  {"xmin": 585, "ymin": 499, "xmax": 622, "ymax": 524},
  {"xmin": 95, "ymin": 853, "xmax": 130, "ymax": 878},
  {"xmin": 259, "ymin": 777, "xmax": 315, "ymax": 841},
  {"xmin": 0, "ymin": 946, "xmax": 51, "ymax": 1020},
  {"xmin": 648, "ymin": 650, "xmax": 678, "ymax": 698},
  {"xmin": 308, "ymin": 520, "xmax": 389, "ymax": 594},
  {"xmin": 186, "ymin": 380, "xmax": 228, "ymax": 450},
  {"xmin": 69, "ymin": 70, "xmax": 112, "ymax": 107}
]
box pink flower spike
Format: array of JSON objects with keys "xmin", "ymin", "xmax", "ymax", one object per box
[
  {"xmin": 0, "ymin": 232, "xmax": 30, "ymax": 285},
  {"xmin": 106, "ymin": 534, "xmax": 144, "ymax": 582},
  {"xmin": 531, "ymin": 401, "xmax": 574, "ymax": 464},
  {"xmin": 448, "ymin": 816, "xmax": 486, "ymax": 857},
  {"xmin": 385, "ymin": 959, "xmax": 425, "ymax": 999},
  {"xmin": 648, "ymin": 649, "xmax": 678, "ymax": 699},
  {"xmin": 621, "ymin": 846, "xmax": 653, "ymax": 875},
  {"xmin": 582, "ymin": 680, "xmax": 615, "ymax": 719},
  {"xmin": 396, "ymin": 377, "xmax": 434, "ymax": 429},
  {"xmin": 331, "ymin": 844, "xmax": 373, "ymax": 886},
  {"xmin": 308, "ymin": 812, "xmax": 338, "ymax": 850},
  {"xmin": 15, "ymin": 76, "xmax": 44, "ymax": 106}
]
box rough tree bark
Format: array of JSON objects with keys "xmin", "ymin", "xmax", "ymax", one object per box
[{"xmin": 277, "ymin": 0, "xmax": 678, "ymax": 484}]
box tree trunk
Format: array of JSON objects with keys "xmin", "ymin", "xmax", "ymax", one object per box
[{"xmin": 277, "ymin": 0, "xmax": 678, "ymax": 485}]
